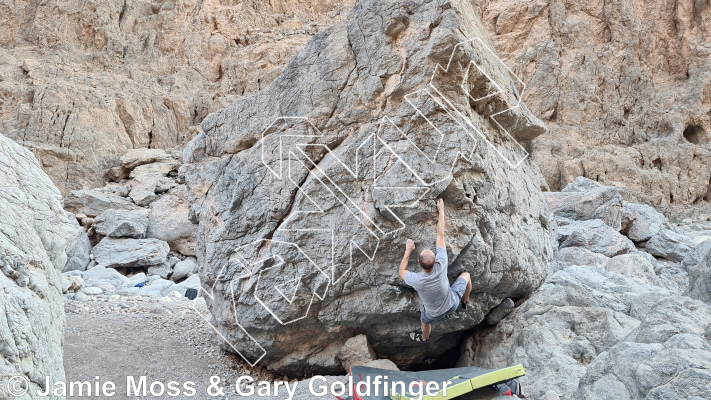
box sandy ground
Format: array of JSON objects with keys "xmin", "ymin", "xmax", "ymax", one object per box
[{"xmin": 63, "ymin": 295, "xmax": 286, "ymax": 400}]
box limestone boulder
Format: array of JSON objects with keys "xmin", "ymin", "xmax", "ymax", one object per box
[
  {"xmin": 171, "ymin": 257, "xmax": 199, "ymax": 282},
  {"xmin": 183, "ymin": 0, "xmax": 554, "ymax": 376},
  {"xmin": 458, "ymin": 265, "xmax": 669, "ymax": 399},
  {"xmin": 63, "ymin": 212, "xmax": 92, "ymax": 272},
  {"xmin": 337, "ymin": 335, "xmax": 378, "ymax": 372},
  {"xmin": 64, "ymin": 188, "xmax": 139, "ymax": 217},
  {"xmin": 620, "ymin": 203, "xmax": 667, "ymax": 242},
  {"xmin": 0, "ymin": 134, "xmax": 74, "ymax": 400},
  {"xmin": 603, "ymin": 252, "xmax": 658, "ymax": 286},
  {"xmin": 556, "ymin": 219, "xmax": 636, "ymax": 257},
  {"xmin": 93, "ymin": 209, "xmax": 150, "ymax": 238},
  {"xmin": 92, "ymin": 237, "xmax": 169, "ymax": 269},
  {"xmin": 577, "ymin": 296, "xmax": 711, "ymax": 399},
  {"xmin": 549, "ymin": 247, "xmax": 609, "ymax": 274},
  {"xmin": 645, "ymin": 229, "xmax": 696, "ymax": 262},
  {"xmin": 545, "ymin": 185, "xmax": 624, "ymax": 230},
  {"xmin": 687, "ymin": 240, "xmax": 711, "ymax": 304},
  {"xmin": 146, "ymin": 185, "xmax": 197, "ymax": 256}
]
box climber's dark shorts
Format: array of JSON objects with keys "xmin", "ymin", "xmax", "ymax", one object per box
[{"xmin": 420, "ymin": 277, "xmax": 467, "ymax": 325}]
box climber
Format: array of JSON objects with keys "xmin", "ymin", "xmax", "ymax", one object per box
[{"xmin": 398, "ymin": 198, "xmax": 472, "ymax": 343}]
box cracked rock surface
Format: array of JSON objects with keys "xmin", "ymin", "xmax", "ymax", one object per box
[
  {"xmin": 0, "ymin": 134, "xmax": 78, "ymax": 400},
  {"xmin": 183, "ymin": 0, "xmax": 554, "ymax": 377}
]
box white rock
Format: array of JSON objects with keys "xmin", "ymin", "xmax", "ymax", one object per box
[
  {"xmin": 93, "ymin": 237, "xmax": 169, "ymax": 269},
  {"xmin": 171, "ymin": 257, "xmax": 199, "ymax": 281},
  {"xmin": 0, "ymin": 134, "xmax": 76, "ymax": 396},
  {"xmin": 81, "ymin": 286, "xmax": 104, "ymax": 295}
]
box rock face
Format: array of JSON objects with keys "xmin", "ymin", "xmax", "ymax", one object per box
[
  {"xmin": 183, "ymin": 0, "xmax": 554, "ymax": 376},
  {"xmin": 0, "ymin": 0, "xmax": 357, "ymax": 193},
  {"xmin": 473, "ymin": 0, "xmax": 711, "ymax": 215},
  {"xmin": 459, "ymin": 176, "xmax": 711, "ymax": 399},
  {"xmin": 0, "ymin": 134, "xmax": 75, "ymax": 399}
]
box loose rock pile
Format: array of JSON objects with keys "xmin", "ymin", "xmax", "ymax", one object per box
[
  {"xmin": 459, "ymin": 177, "xmax": 711, "ymax": 399},
  {"xmin": 61, "ymin": 148, "xmax": 201, "ymax": 300}
]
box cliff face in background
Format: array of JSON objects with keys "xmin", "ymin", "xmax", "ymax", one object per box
[
  {"xmin": 0, "ymin": 0, "xmax": 355, "ymax": 193},
  {"xmin": 472, "ymin": 0, "xmax": 711, "ymax": 215},
  {"xmin": 2, "ymin": 0, "xmax": 710, "ymax": 217}
]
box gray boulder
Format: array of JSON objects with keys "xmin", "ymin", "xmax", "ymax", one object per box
[
  {"xmin": 171, "ymin": 257, "xmax": 199, "ymax": 281},
  {"xmin": 83, "ymin": 265, "xmax": 130, "ymax": 287},
  {"xmin": 687, "ymin": 241, "xmax": 711, "ymax": 304},
  {"xmin": 561, "ymin": 176, "xmax": 603, "ymax": 193},
  {"xmin": 545, "ymin": 185, "xmax": 624, "ymax": 230},
  {"xmin": 128, "ymin": 160, "xmax": 180, "ymax": 206},
  {"xmin": 577, "ymin": 295, "xmax": 711, "ymax": 400},
  {"xmin": 93, "ymin": 209, "xmax": 150, "ymax": 238},
  {"xmin": 64, "ymin": 188, "xmax": 139, "ymax": 217},
  {"xmin": 620, "ymin": 203, "xmax": 667, "ymax": 242},
  {"xmin": 147, "ymin": 263, "xmax": 172, "ymax": 279},
  {"xmin": 549, "ymin": 247, "xmax": 609, "ymax": 274},
  {"xmin": 81, "ymin": 286, "xmax": 104, "ymax": 296},
  {"xmin": 93, "ymin": 237, "xmax": 169, "ymax": 269},
  {"xmin": 486, "ymin": 298, "xmax": 515, "ymax": 325},
  {"xmin": 63, "ymin": 212, "xmax": 92, "ymax": 272},
  {"xmin": 604, "ymin": 252, "xmax": 658, "ymax": 286},
  {"xmin": 182, "ymin": 0, "xmax": 553, "ymax": 376},
  {"xmin": 645, "ymin": 229, "xmax": 696, "ymax": 262},
  {"xmin": 557, "ymin": 219, "xmax": 636, "ymax": 257},
  {"xmin": 146, "ymin": 185, "xmax": 197, "ymax": 256},
  {"xmin": 458, "ymin": 265, "xmax": 670, "ymax": 399},
  {"xmin": 0, "ymin": 134, "xmax": 76, "ymax": 399}
]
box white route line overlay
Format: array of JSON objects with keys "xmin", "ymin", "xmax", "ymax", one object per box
[
  {"xmin": 193, "ymin": 37, "xmax": 530, "ymax": 367},
  {"xmin": 430, "ymin": 37, "xmax": 530, "ymax": 168}
]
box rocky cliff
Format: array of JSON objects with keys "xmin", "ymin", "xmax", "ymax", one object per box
[
  {"xmin": 473, "ymin": 0, "xmax": 711, "ymax": 215},
  {"xmin": 183, "ymin": 0, "xmax": 554, "ymax": 376},
  {"xmin": 0, "ymin": 134, "xmax": 78, "ymax": 400},
  {"xmin": 0, "ymin": 0, "xmax": 355, "ymax": 193}
]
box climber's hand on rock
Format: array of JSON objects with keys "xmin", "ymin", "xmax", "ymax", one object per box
[{"xmin": 406, "ymin": 239, "xmax": 415, "ymax": 253}]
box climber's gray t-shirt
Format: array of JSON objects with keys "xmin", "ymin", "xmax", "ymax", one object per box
[{"xmin": 404, "ymin": 247, "xmax": 457, "ymax": 318}]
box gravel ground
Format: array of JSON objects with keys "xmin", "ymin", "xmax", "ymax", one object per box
[{"xmin": 63, "ymin": 295, "xmax": 286, "ymax": 400}]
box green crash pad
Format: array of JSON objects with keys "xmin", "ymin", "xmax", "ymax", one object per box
[{"xmin": 348, "ymin": 364, "xmax": 525, "ymax": 400}]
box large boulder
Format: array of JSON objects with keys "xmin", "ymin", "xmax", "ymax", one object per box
[
  {"xmin": 182, "ymin": 0, "xmax": 553, "ymax": 376},
  {"xmin": 578, "ymin": 295, "xmax": 711, "ymax": 399},
  {"xmin": 93, "ymin": 209, "xmax": 150, "ymax": 238},
  {"xmin": 92, "ymin": 237, "xmax": 169, "ymax": 269},
  {"xmin": 544, "ymin": 184, "xmax": 624, "ymax": 230},
  {"xmin": 458, "ymin": 265, "xmax": 670, "ymax": 399},
  {"xmin": 0, "ymin": 134, "xmax": 75, "ymax": 399},
  {"xmin": 64, "ymin": 188, "xmax": 139, "ymax": 217},
  {"xmin": 686, "ymin": 240, "xmax": 711, "ymax": 304},
  {"xmin": 146, "ymin": 185, "xmax": 197, "ymax": 256},
  {"xmin": 556, "ymin": 219, "xmax": 636, "ymax": 257},
  {"xmin": 620, "ymin": 203, "xmax": 667, "ymax": 242},
  {"xmin": 62, "ymin": 211, "xmax": 92, "ymax": 272},
  {"xmin": 645, "ymin": 229, "xmax": 696, "ymax": 262}
]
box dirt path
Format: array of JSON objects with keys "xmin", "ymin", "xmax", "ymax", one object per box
[{"xmin": 63, "ymin": 296, "xmax": 279, "ymax": 400}]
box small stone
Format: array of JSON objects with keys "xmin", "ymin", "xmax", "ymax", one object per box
[{"xmin": 81, "ymin": 286, "xmax": 104, "ymax": 296}]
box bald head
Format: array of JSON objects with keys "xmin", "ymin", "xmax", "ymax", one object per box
[{"xmin": 418, "ymin": 249, "xmax": 435, "ymax": 270}]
